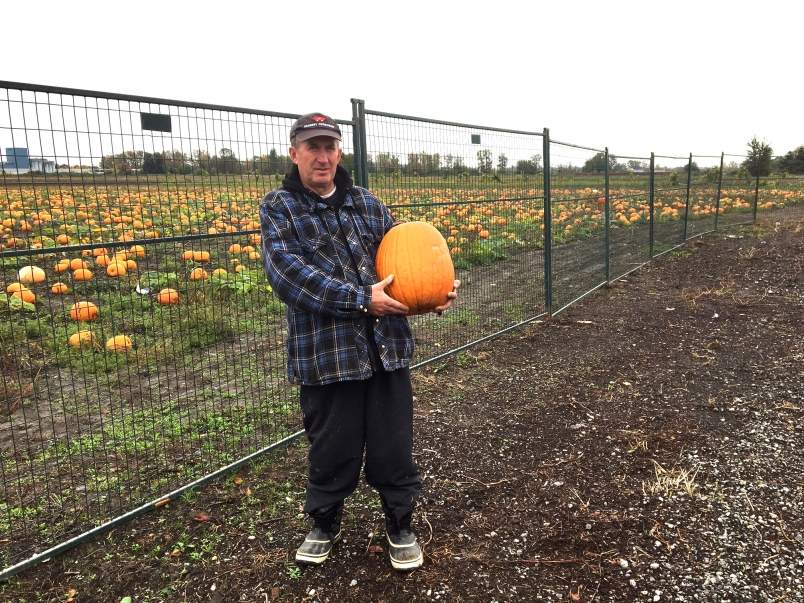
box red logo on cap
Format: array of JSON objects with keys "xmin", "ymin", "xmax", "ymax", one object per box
[{"xmin": 312, "ymin": 114, "xmax": 327, "ymax": 122}]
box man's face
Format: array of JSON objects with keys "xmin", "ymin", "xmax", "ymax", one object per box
[{"xmin": 289, "ymin": 136, "xmax": 342, "ymax": 193}]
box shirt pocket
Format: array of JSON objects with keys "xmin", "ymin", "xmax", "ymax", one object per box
[{"xmin": 300, "ymin": 236, "xmax": 339, "ymax": 274}]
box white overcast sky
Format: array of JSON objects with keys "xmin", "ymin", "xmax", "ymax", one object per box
[{"xmin": 2, "ymin": 0, "xmax": 801, "ymax": 164}]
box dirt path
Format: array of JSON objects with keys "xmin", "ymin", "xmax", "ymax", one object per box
[{"xmin": 1, "ymin": 214, "xmax": 802, "ymax": 602}]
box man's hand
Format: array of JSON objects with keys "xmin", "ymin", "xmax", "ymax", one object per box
[
  {"xmin": 434, "ymin": 279, "xmax": 461, "ymax": 315},
  {"xmin": 368, "ymin": 274, "xmax": 409, "ymax": 316}
]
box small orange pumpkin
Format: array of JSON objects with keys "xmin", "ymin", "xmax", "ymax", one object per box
[
  {"xmin": 189, "ymin": 267, "xmax": 208, "ymax": 281},
  {"xmin": 12, "ymin": 289, "xmax": 36, "ymax": 304},
  {"xmin": 68, "ymin": 330, "xmax": 95, "ymax": 347},
  {"xmin": 69, "ymin": 301, "xmax": 99, "ymax": 321},
  {"xmin": 106, "ymin": 260, "xmax": 128, "ymax": 277},
  {"xmin": 69, "ymin": 258, "xmax": 88, "ymax": 271},
  {"xmin": 51, "ymin": 282, "xmax": 69, "ymax": 295},
  {"xmin": 72, "ymin": 268, "xmax": 94, "ymax": 281},
  {"xmin": 157, "ymin": 288, "xmax": 180, "ymax": 305},
  {"xmin": 105, "ymin": 335, "xmax": 133, "ymax": 352},
  {"xmin": 6, "ymin": 282, "xmax": 27, "ymax": 294},
  {"xmin": 17, "ymin": 265, "xmax": 46, "ymax": 284}
]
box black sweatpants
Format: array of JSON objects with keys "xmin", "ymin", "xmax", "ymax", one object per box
[{"xmin": 299, "ymin": 367, "xmax": 421, "ymax": 531}]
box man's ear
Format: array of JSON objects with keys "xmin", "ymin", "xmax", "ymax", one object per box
[{"xmin": 289, "ymin": 145, "xmax": 298, "ymax": 165}]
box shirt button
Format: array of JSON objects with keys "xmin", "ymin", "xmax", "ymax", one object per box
[{"xmin": 375, "ymin": 318, "xmax": 379, "ymax": 323}]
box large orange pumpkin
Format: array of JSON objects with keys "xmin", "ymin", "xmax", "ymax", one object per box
[{"xmin": 375, "ymin": 222, "xmax": 455, "ymax": 315}]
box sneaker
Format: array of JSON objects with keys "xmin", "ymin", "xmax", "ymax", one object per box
[
  {"xmin": 295, "ymin": 526, "xmax": 342, "ymax": 566},
  {"xmin": 386, "ymin": 529, "xmax": 423, "ymax": 571}
]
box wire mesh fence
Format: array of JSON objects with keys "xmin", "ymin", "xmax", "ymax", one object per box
[
  {"xmin": 0, "ymin": 82, "xmax": 353, "ymax": 573},
  {"xmin": 547, "ymin": 140, "xmax": 607, "ymax": 311},
  {"xmin": 362, "ymin": 109, "xmax": 547, "ymax": 359},
  {"xmin": 760, "ymin": 174, "xmax": 804, "ymax": 221},
  {"xmin": 608, "ymin": 155, "xmax": 652, "ymax": 281},
  {"xmin": 1, "ymin": 82, "xmax": 803, "ymax": 578},
  {"xmin": 652, "ymin": 155, "xmax": 691, "ymax": 254}
]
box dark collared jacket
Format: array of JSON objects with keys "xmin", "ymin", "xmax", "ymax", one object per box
[{"xmin": 259, "ymin": 165, "xmax": 414, "ymax": 386}]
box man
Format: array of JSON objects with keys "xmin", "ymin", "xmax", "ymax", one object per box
[{"xmin": 259, "ymin": 113, "xmax": 458, "ymax": 571}]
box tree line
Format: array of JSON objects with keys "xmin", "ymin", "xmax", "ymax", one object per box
[
  {"xmin": 97, "ymin": 139, "xmax": 804, "ymax": 178},
  {"xmin": 99, "ymin": 149, "xmax": 356, "ymax": 176},
  {"xmin": 98, "ymin": 148, "xmax": 543, "ymax": 177},
  {"xmin": 580, "ymin": 138, "xmax": 804, "ymax": 178}
]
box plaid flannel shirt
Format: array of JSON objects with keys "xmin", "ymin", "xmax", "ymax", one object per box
[{"xmin": 260, "ymin": 181, "xmax": 414, "ymax": 386}]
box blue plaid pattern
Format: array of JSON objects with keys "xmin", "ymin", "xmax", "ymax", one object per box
[{"xmin": 260, "ymin": 185, "xmax": 415, "ymax": 386}]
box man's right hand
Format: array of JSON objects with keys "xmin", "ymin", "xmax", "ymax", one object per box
[{"xmin": 368, "ymin": 274, "xmax": 409, "ymax": 316}]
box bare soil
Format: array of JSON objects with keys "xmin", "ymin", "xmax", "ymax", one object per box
[{"xmin": 1, "ymin": 214, "xmax": 802, "ymax": 602}]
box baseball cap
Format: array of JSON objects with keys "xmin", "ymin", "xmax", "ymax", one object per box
[{"xmin": 289, "ymin": 113, "xmax": 342, "ymax": 143}]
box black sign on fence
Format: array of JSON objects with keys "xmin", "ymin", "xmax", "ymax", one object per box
[
  {"xmin": 471, "ymin": 134, "xmax": 481, "ymax": 144},
  {"xmin": 140, "ymin": 112, "xmax": 172, "ymax": 133}
]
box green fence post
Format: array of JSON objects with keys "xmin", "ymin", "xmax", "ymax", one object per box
[
  {"xmin": 753, "ymin": 173, "xmax": 760, "ymax": 222},
  {"xmin": 350, "ymin": 98, "xmax": 364, "ymax": 187},
  {"xmin": 683, "ymin": 152, "xmax": 692, "ymax": 240},
  {"xmin": 543, "ymin": 128, "xmax": 552, "ymax": 316},
  {"xmin": 604, "ymin": 146, "xmax": 610, "ymax": 285},
  {"xmin": 714, "ymin": 152, "xmax": 724, "ymax": 230},
  {"xmin": 357, "ymin": 100, "xmax": 369, "ymax": 188},
  {"xmin": 649, "ymin": 152, "xmax": 655, "ymax": 258}
]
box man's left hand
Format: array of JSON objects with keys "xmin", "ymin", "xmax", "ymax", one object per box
[{"xmin": 434, "ymin": 279, "xmax": 461, "ymax": 315}]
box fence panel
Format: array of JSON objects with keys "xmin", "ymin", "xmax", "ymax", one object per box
[
  {"xmin": 547, "ymin": 141, "xmax": 607, "ymax": 311},
  {"xmin": 0, "ymin": 82, "xmax": 356, "ymax": 569},
  {"xmin": 608, "ymin": 155, "xmax": 652, "ymax": 280},
  {"xmin": 652, "ymin": 155, "xmax": 690, "ymax": 253},
  {"xmin": 760, "ymin": 174, "xmax": 804, "ymax": 221},
  {"xmin": 715, "ymin": 154, "xmax": 755, "ymax": 229},
  {"xmin": 685, "ymin": 155, "xmax": 722, "ymax": 238},
  {"xmin": 362, "ymin": 110, "xmax": 547, "ymax": 362}
]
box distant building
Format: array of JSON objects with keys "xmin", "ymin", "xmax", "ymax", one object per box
[{"xmin": 1, "ymin": 147, "xmax": 56, "ymax": 174}]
